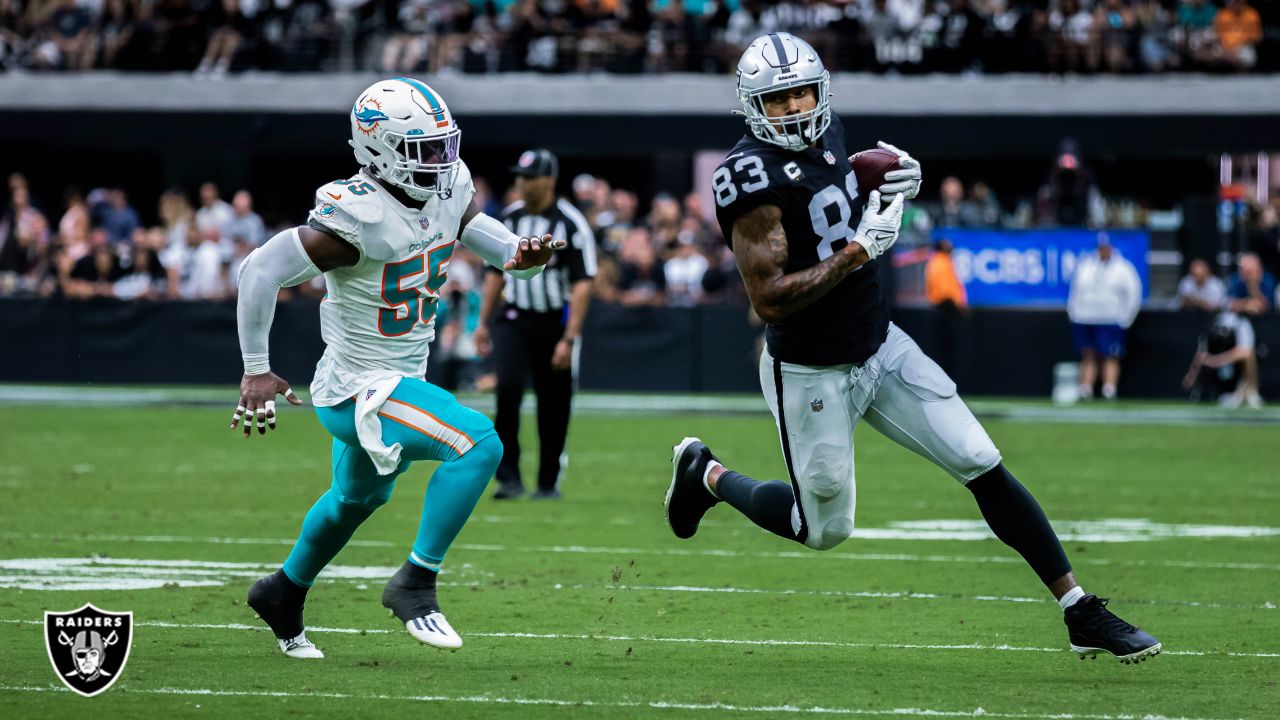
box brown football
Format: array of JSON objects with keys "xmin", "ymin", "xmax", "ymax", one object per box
[{"xmin": 850, "ymin": 147, "xmax": 900, "ymax": 197}]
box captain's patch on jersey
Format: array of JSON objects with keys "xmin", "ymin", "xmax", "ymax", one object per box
[{"xmin": 784, "ymin": 162, "xmax": 803, "ymax": 181}]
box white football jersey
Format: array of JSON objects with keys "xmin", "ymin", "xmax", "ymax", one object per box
[{"xmin": 306, "ymin": 164, "xmax": 475, "ymax": 406}]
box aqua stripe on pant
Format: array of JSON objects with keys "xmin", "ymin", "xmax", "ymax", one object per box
[{"xmin": 281, "ymin": 377, "xmax": 501, "ymax": 587}]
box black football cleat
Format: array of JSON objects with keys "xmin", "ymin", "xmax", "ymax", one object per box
[
  {"xmin": 665, "ymin": 437, "xmax": 721, "ymax": 539},
  {"xmin": 382, "ymin": 561, "xmax": 462, "ymax": 650},
  {"xmin": 247, "ymin": 570, "xmax": 323, "ymax": 659},
  {"xmin": 1064, "ymin": 594, "xmax": 1161, "ymax": 664}
]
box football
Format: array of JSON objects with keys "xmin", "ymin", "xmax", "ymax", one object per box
[{"xmin": 850, "ymin": 147, "xmax": 901, "ymax": 197}]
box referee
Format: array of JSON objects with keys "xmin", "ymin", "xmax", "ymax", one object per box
[{"xmin": 475, "ymin": 149, "xmax": 597, "ymax": 500}]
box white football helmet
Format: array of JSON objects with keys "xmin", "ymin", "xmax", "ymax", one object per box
[
  {"xmin": 349, "ymin": 77, "xmax": 461, "ymax": 201},
  {"xmin": 735, "ymin": 33, "xmax": 832, "ymax": 151}
]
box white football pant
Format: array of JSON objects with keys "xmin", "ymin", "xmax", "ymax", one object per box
[{"xmin": 760, "ymin": 323, "xmax": 1001, "ymax": 551}]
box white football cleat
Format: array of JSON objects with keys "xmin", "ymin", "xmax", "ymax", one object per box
[
  {"xmin": 404, "ymin": 612, "xmax": 463, "ymax": 650},
  {"xmin": 278, "ymin": 632, "xmax": 324, "ymax": 659}
]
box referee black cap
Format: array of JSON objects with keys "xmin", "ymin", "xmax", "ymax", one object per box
[{"xmin": 511, "ymin": 149, "xmax": 559, "ymax": 178}]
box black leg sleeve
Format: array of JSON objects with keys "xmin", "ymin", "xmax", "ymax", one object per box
[
  {"xmin": 967, "ymin": 464, "xmax": 1072, "ymax": 585},
  {"xmin": 716, "ymin": 471, "xmax": 804, "ymax": 544}
]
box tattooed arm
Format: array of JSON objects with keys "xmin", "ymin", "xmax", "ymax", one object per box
[{"xmin": 731, "ymin": 204, "xmax": 871, "ymax": 324}]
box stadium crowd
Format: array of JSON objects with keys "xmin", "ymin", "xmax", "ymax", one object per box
[
  {"xmin": 1, "ymin": 0, "xmax": 1276, "ymax": 75},
  {"xmin": 5, "ymin": 169, "xmax": 1280, "ymax": 306}
]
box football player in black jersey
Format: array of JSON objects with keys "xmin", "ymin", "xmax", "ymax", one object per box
[{"xmin": 665, "ymin": 32, "xmax": 1160, "ymax": 664}]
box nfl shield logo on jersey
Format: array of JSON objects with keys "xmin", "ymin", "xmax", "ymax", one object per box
[
  {"xmin": 823, "ymin": 151, "xmax": 836, "ymax": 165},
  {"xmin": 811, "ymin": 398, "xmax": 824, "ymax": 412},
  {"xmin": 45, "ymin": 604, "xmax": 133, "ymax": 697},
  {"xmin": 419, "ymin": 217, "xmax": 431, "ymax": 231}
]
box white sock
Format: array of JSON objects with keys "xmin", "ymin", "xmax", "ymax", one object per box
[
  {"xmin": 1058, "ymin": 586, "xmax": 1086, "ymax": 609},
  {"xmin": 702, "ymin": 461, "xmax": 723, "ymax": 497},
  {"xmin": 1101, "ymin": 384, "xmax": 1117, "ymax": 399}
]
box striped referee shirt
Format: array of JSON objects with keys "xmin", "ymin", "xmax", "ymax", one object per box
[{"xmin": 498, "ymin": 198, "xmax": 598, "ymax": 313}]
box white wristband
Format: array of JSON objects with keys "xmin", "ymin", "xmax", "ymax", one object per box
[{"xmin": 243, "ymin": 353, "xmax": 271, "ymax": 376}]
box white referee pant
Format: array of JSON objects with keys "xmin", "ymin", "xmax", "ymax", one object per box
[{"xmin": 760, "ymin": 323, "xmax": 1001, "ymax": 551}]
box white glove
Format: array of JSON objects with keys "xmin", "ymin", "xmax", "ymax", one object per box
[
  {"xmin": 876, "ymin": 140, "xmax": 921, "ymax": 200},
  {"xmin": 853, "ymin": 190, "xmax": 904, "ymax": 261}
]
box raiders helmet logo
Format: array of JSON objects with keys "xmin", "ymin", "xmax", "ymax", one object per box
[{"xmin": 44, "ymin": 604, "xmax": 133, "ymax": 697}]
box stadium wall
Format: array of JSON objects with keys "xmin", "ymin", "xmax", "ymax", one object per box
[{"xmin": 4, "ymin": 299, "xmax": 1275, "ymax": 399}]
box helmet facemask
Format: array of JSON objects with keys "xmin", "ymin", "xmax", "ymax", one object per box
[
  {"xmin": 384, "ymin": 129, "xmax": 461, "ymax": 201},
  {"xmin": 740, "ymin": 75, "xmax": 831, "ymax": 152}
]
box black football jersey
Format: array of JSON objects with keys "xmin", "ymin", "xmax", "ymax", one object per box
[{"xmin": 714, "ymin": 115, "xmax": 890, "ymax": 366}]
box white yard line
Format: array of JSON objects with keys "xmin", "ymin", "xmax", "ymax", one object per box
[
  {"xmin": 0, "ymin": 557, "xmax": 1271, "ymax": 610},
  {"xmin": 3, "ymin": 618, "xmax": 1278, "ymax": 659},
  {"xmin": 4, "ymin": 531, "xmax": 1277, "ymax": 572},
  {"xmin": 0, "ymin": 684, "xmax": 1252, "ymax": 719}
]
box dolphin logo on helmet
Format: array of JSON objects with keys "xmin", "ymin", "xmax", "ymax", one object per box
[
  {"xmin": 348, "ymin": 77, "xmax": 462, "ymax": 201},
  {"xmin": 734, "ymin": 32, "xmax": 832, "ymax": 152}
]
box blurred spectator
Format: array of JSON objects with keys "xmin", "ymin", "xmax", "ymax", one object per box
[
  {"xmin": 226, "ymin": 190, "xmax": 267, "ymax": 248},
  {"xmin": 1135, "ymin": 0, "xmax": 1179, "ymax": 72},
  {"xmin": 1067, "ymin": 235, "xmax": 1142, "ymax": 399},
  {"xmin": 196, "ymin": 0, "xmax": 249, "ymax": 77},
  {"xmin": 1177, "ymin": 258, "xmax": 1226, "ymax": 311},
  {"xmin": 58, "ymin": 188, "xmax": 91, "ymax": 262},
  {"xmin": 165, "ymin": 226, "xmax": 227, "ymax": 299},
  {"xmin": 1248, "ymin": 202, "xmax": 1280, "ymax": 277},
  {"xmin": 596, "ymin": 188, "xmax": 638, "ymax": 255},
  {"xmin": 158, "ymin": 188, "xmax": 195, "ymax": 251},
  {"xmin": 0, "ymin": 0, "xmax": 21, "ymax": 71},
  {"xmin": 609, "ymin": 226, "xmax": 666, "ymax": 306},
  {"xmin": 65, "ymin": 241, "xmax": 124, "ymax": 299},
  {"xmin": 647, "ymin": 192, "xmax": 683, "ymax": 253},
  {"xmin": 664, "ymin": 232, "xmax": 708, "ymax": 305},
  {"xmin": 100, "ymin": 189, "xmax": 140, "ymax": 246},
  {"xmin": 572, "ymin": 173, "xmax": 599, "ymax": 215},
  {"xmin": 1179, "ymin": 0, "xmax": 1220, "ymax": 63},
  {"xmin": 381, "ymin": 0, "xmax": 431, "ymax": 74},
  {"xmin": 924, "ymin": 237, "xmax": 968, "ymax": 377},
  {"xmin": 1214, "ymin": 0, "xmax": 1262, "ymax": 69},
  {"xmin": 35, "ymin": 0, "xmax": 96, "ymax": 70},
  {"xmin": 929, "ymin": 176, "xmax": 985, "ymax": 228},
  {"xmin": 0, "ymin": 184, "xmax": 50, "ymax": 295},
  {"xmin": 99, "ymin": 0, "xmax": 137, "ymax": 68},
  {"xmin": 1183, "ymin": 310, "xmax": 1262, "ymax": 408},
  {"xmin": 195, "ymin": 182, "xmax": 233, "ymax": 239},
  {"xmin": 681, "ymin": 191, "xmax": 717, "ymax": 245},
  {"xmin": 1225, "ymin": 252, "xmax": 1276, "ymax": 315},
  {"xmin": 113, "ymin": 244, "xmax": 168, "ymax": 300},
  {"xmin": 967, "ymin": 181, "xmax": 1002, "ymax": 227},
  {"xmin": 1036, "ymin": 141, "xmax": 1104, "ymax": 228}
]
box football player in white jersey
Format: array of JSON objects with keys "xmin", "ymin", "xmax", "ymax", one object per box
[{"xmin": 233, "ymin": 77, "xmax": 563, "ymax": 659}]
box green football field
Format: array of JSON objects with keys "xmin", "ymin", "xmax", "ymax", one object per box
[{"xmin": 1, "ymin": 397, "xmax": 1278, "ymax": 719}]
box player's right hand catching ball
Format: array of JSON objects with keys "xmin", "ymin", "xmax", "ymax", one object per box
[{"xmin": 232, "ymin": 372, "xmax": 303, "ymax": 438}]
